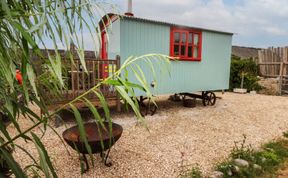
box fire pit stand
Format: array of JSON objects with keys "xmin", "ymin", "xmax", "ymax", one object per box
[{"xmin": 79, "ymin": 148, "xmax": 112, "ymax": 172}]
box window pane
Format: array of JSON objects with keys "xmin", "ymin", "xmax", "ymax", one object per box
[
  {"xmin": 181, "ymin": 32, "xmax": 186, "ymax": 44},
  {"xmin": 193, "ymin": 47, "xmax": 198, "ymax": 58},
  {"xmin": 174, "ymin": 45, "xmax": 179, "ymax": 56},
  {"xmin": 181, "ymin": 46, "xmax": 186, "ymax": 56},
  {"xmin": 188, "ymin": 33, "xmax": 193, "ymax": 45},
  {"xmin": 194, "ymin": 34, "xmax": 199, "ymax": 45},
  {"xmin": 188, "ymin": 46, "xmax": 192, "ymax": 57},
  {"xmin": 174, "ymin": 32, "xmax": 180, "ymax": 43}
]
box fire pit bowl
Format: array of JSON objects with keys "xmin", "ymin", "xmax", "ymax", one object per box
[
  {"xmin": 63, "ymin": 122, "xmax": 123, "ymax": 154},
  {"xmin": 62, "ymin": 122, "xmax": 123, "ymax": 172}
]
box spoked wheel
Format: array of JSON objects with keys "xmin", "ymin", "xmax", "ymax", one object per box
[
  {"xmin": 146, "ymin": 100, "xmax": 157, "ymax": 116},
  {"xmin": 138, "ymin": 96, "xmax": 157, "ymax": 116},
  {"xmin": 202, "ymin": 92, "xmax": 216, "ymax": 106}
]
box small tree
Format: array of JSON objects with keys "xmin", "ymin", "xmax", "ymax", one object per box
[{"xmin": 229, "ymin": 56, "xmax": 262, "ymax": 91}]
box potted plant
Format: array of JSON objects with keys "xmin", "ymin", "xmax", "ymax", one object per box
[{"xmin": 233, "ymin": 69, "xmax": 248, "ymax": 94}]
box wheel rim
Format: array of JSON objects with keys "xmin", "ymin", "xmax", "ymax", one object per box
[
  {"xmin": 203, "ymin": 92, "xmax": 216, "ymax": 106},
  {"xmin": 149, "ymin": 103, "xmax": 157, "ymax": 115},
  {"xmin": 138, "ymin": 97, "xmax": 157, "ymax": 116},
  {"xmin": 207, "ymin": 92, "xmax": 216, "ymax": 105}
]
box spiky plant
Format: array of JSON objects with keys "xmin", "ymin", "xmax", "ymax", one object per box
[{"xmin": 0, "ymin": 1, "xmax": 171, "ymax": 177}]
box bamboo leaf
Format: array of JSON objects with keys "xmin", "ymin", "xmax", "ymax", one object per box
[
  {"xmin": 3, "ymin": 101, "xmax": 22, "ymax": 135},
  {"xmin": 82, "ymin": 98, "xmax": 105, "ymax": 150},
  {"xmin": 115, "ymin": 86, "xmax": 145, "ymax": 123},
  {"xmin": 9, "ymin": 20, "xmax": 41, "ymax": 54},
  {"xmin": 31, "ymin": 132, "xmax": 58, "ymax": 178},
  {"xmin": 46, "ymin": 123, "xmax": 71, "ymax": 156},
  {"xmin": 92, "ymin": 91, "xmax": 110, "ymax": 121},
  {"xmin": 0, "ymin": 147, "xmax": 27, "ymax": 178},
  {"xmin": 0, "ymin": 119, "xmax": 12, "ymax": 143},
  {"xmin": 103, "ymin": 79, "xmax": 146, "ymax": 91},
  {"xmin": 26, "ymin": 63, "xmax": 38, "ymax": 97},
  {"xmin": 15, "ymin": 144, "xmax": 38, "ymax": 166},
  {"xmin": 28, "ymin": 13, "xmax": 47, "ymax": 33},
  {"xmin": 69, "ymin": 104, "xmax": 94, "ymax": 165}
]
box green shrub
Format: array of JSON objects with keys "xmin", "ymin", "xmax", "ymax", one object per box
[
  {"xmin": 215, "ymin": 136, "xmax": 288, "ymax": 178},
  {"xmin": 230, "ymin": 135, "xmax": 255, "ymax": 162},
  {"xmin": 229, "ymin": 55, "xmax": 262, "ymax": 91},
  {"xmin": 216, "ymin": 161, "xmax": 234, "ymax": 178},
  {"xmin": 180, "ymin": 166, "xmax": 203, "ymax": 178},
  {"xmin": 283, "ymin": 131, "xmax": 288, "ymax": 138},
  {"xmin": 265, "ymin": 141, "xmax": 288, "ymax": 159}
]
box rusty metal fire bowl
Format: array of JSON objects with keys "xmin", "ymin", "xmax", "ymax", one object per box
[{"xmin": 62, "ymin": 122, "xmax": 123, "ymax": 172}]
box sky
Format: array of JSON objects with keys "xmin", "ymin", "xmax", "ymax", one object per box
[{"xmin": 112, "ymin": 0, "xmax": 288, "ymax": 48}]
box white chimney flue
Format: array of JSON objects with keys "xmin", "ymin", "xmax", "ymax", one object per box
[{"xmin": 125, "ymin": 0, "xmax": 134, "ymax": 16}]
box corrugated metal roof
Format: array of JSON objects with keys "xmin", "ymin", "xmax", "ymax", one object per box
[{"xmin": 116, "ymin": 14, "xmax": 233, "ymax": 35}]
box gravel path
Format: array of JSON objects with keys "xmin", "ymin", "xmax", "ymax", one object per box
[{"xmin": 8, "ymin": 92, "xmax": 288, "ymax": 177}]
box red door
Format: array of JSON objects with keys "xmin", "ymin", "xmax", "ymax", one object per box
[{"xmin": 101, "ymin": 32, "xmax": 108, "ymax": 78}]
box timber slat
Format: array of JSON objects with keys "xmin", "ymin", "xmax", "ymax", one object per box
[{"xmin": 258, "ymin": 47, "xmax": 288, "ymax": 95}]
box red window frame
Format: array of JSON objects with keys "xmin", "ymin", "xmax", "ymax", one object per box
[{"xmin": 170, "ymin": 27, "xmax": 202, "ymax": 61}]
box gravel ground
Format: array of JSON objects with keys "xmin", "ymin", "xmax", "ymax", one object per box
[{"xmin": 8, "ymin": 92, "xmax": 288, "ymax": 177}]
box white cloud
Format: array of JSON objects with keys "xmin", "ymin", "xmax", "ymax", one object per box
[{"xmin": 264, "ymin": 27, "xmax": 288, "ymax": 36}]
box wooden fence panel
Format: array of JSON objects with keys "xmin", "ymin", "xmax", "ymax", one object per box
[{"xmin": 258, "ymin": 47, "xmax": 288, "ymax": 94}]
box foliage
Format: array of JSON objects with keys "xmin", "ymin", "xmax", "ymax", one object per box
[
  {"xmin": 0, "ymin": 137, "xmax": 13, "ymax": 177},
  {"xmin": 229, "ymin": 55, "xmax": 262, "ymax": 91},
  {"xmin": 230, "ymin": 134, "xmax": 254, "ymax": 162},
  {"xmin": 179, "ymin": 151, "xmax": 203, "ymax": 178},
  {"xmin": 180, "ymin": 166, "xmax": 203, "ymax": 178},
  {"xmin": 283, "ymin": 131, "xmax": 288, "ymax": 138},
  {"xmin": 0, "ymin": 1, "xmax": 171, "ymax": 177},
  {"xmin": 215, "ymin": 135, "xmax": 288, "ymax": 178}
]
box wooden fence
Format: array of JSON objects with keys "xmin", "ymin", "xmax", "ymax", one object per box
[
  {"xmin": 258, "ymin": 47, "xmax": 288, "ymax": 94},
  {"xmin": 45, "ymin": 56, "xmax": 121, "ymax": 111}
]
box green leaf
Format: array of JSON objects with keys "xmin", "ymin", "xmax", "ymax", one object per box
[
  {"xmin": 15, "ymin": 144, "xmax": 38, "ymax": 166},
  {"xmin": 3, "ymin": 101, "xmax": 22, "ymax": 135},
  {"xmin": 28, "ymin": 14, "xmax": 47, "ymax": 33},
  {"xmin": 82, "ymin": 98, "xmax": 106, "ymax": 150},
  {"xmin": 93, "ymin": 91, "xmax": 110, "ymax": 121},
  {"xmin": 69, "ymin": 104, "xmax": 94, "ymax": 165},
  {"xmin": 46, "ymin": 123, "xmax": 71, "ymax": 156},
  {"xmin": 10, "ymin": 20, "xmax": 40, "ymax": 54},
  {"xmin": 115, "ymin": 86, "xmax": 145, "ymax": 123},
  {"xmin": 0, "ymin": 147, "xmax": 27, "ymax": 178},
  {"xmin": 26, "ymin": 63, "xmax": 38, "ymax": 97},
  {"xmin": 103, "ymin": 79, "xmax": 146, "ymax": 91},
  {"xmin": 31, "ymin": 133, "xmax": 58, "ymax": 178},
  {"xmin": 0, "ymin": 119, "xmax": 12, "ymax": 142}
]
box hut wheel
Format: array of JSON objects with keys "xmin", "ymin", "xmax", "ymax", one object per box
[{"xmin": 202, "ymin": 92, "xmax": 216, "ymax": 106}]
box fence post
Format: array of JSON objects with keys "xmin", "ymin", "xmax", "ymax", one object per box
[
  {"xmin": 279, "ymin": 62, "xmax": 284, "ymax": 95},
  {"xmin": 116, "ymin": 55, "xmax": 121, "ymax": 112}
]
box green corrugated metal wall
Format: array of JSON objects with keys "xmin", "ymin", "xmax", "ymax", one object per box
[
  {"xmin": 111, "ymin": 18, "xmax": 232, "ymax": 95},
  {"xmin": 107, "ymin": 19, "xmax": 120, "ymax": 59}
]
